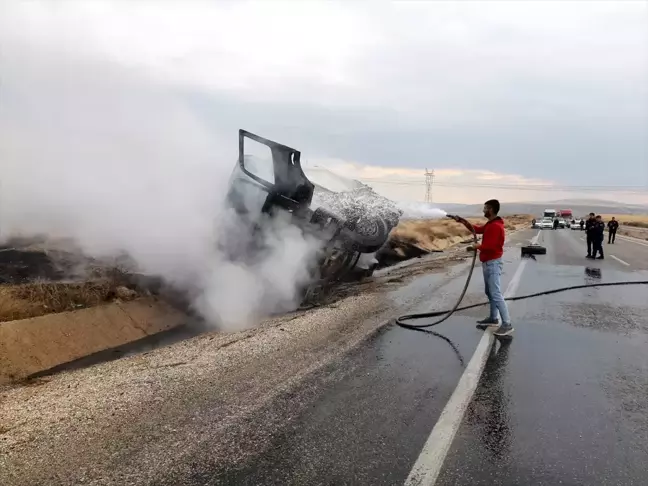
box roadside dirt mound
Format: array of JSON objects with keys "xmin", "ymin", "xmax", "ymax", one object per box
[
  {"xmin": 0, "ymin": 280, "xmax": 136, "ymax": 322},
  {"xmin": 0, "ymin": 248, "xmax": 189, "ymax": 385},
  {"xmin": 379, "ymin": 214, "xmax": 531, "ymax": 266}
]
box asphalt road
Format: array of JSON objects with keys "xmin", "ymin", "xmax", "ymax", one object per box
[
  {"xmin": 4, "ymin": 227, "xmax": 648, "ymax": 486},
  {"xmin": 196, "ymin": 227, "xmax": 648, "ymax": 485}
]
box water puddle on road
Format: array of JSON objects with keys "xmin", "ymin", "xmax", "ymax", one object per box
[{"xmin": 515, "ymin": 262, "xmax": 648, "ymax": 336}]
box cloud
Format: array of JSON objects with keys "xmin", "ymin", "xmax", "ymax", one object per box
[
  {"xmin": 1, "ymin": 0, "xmax": 646, "ymax": 199},
  {"xmin": 305, "ymin": 159, "xmax": 648, "ymax": 206},
  {"xmin": 0, "ymin": 22, "xmax": 323, "ymax": 330}
]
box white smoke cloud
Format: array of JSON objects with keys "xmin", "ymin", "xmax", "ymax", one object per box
[
  {"xmin": 0, "ymin": 6, "xmax": 451, "ymax": 331},
  {"xmin": 396, "ymin": 202, "xmax": 448, "ymax": 220},
  {"xmin": 0, "ymin": 35, "xmax": 320, "ymax": 330}
]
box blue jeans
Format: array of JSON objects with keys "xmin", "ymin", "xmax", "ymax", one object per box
[{"xmin": 482, "ymin": 258, "xmax": 511, "ymax": 324}]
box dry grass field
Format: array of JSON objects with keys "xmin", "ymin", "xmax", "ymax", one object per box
[
  {"xmin": 601, "ymin": 214, "xmax": 648, "ymax": 229},
  {"xmin": 0, "ymin": 280, "xmax": 137, "ymax": 323},
  {"xmin": 389, "ymin": 214, "xmax": 532, "ymax": 252}
]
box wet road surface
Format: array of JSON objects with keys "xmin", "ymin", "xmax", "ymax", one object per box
[
  {"xmin": 195, "ymin": 227, "xmax": 648, "ymax": 485},
  {"xmin": 438, "ymin": 228, "xmax": 648, "ymax": 486},
  {"xmin": 5, "ymin": 227, "xmax": 647, "ymax": 486}
]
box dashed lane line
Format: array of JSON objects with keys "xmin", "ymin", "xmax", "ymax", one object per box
[{"xmin": 610, "ymin": 255, "xmax": 630, "ymax": 266}]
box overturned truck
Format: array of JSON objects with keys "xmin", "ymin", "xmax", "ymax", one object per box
[{"xmin": 224, "ymin": 129, "xmax": 403, "ymax": 304}]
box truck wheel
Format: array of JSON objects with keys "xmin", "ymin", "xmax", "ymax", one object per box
[
  {"xmin": 521, "ymin": 244, "xmax": 546, "ymax": 257},
  {"xmin": 339, "ymin": 216, "xmax": 391, "ymax": 254}
]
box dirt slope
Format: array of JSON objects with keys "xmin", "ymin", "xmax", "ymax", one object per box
[
  {"xmin": 0, "ymin": 248, "xmax": 189, "ymax": 384},
  {"xmin": 381, "ymin": 214, "xmax": 531, "ymax": 265}
]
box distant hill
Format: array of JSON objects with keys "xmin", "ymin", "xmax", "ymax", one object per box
[
  {"xmin": 547, "ymin": 198, "xmax": 648, "ymax": 210},
  {"xmin": 434, "ymin": 199, "xmax": 648, "ymax": 217},
  {"xmin": 300, "ymin": 166, "xmax": 648, "ymax": 218}
]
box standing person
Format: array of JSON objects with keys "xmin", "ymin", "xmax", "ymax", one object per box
[
  {"xmin": 579, "ymin": 218, "xmax": 585, "ymax": 231},
  {"xmin": 451, "ymin": 199, "xmax": 513, "ymax": 337},
  {"xmin": 590, "ymin": 215, "xmax": 605, "ymax": 259},
  {"xmin": 607, "ymin": 217, "xmax": 619, "ymax": 244},
  {"xmin": 553, "ymin": 217, "xmax": 559, "ymax": 230},
  {"xmin": 585, "ymin": 212, "xmax": 596, "ymax": 257}
]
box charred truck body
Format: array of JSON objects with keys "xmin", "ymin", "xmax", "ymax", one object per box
[{"xmin": 224, "ymin": 130, "xmax": 402, "ymax": 304}]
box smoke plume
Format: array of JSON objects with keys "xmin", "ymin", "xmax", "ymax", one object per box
[
  {"xmin": 395, "ymin": 202, "xmax": 448, "ymax": 220},
  {"xmin": 0, "ymin": 37, "xmax": 321, "ymax": 330}
]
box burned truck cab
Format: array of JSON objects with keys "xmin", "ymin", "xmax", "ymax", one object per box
[
  {"xmin": 226, "ymin": 130, "xmax": 313, "ymax": 220},
  {"xmin": 225, "ymin": 129, "xmax": 402, "ymax": 300}
]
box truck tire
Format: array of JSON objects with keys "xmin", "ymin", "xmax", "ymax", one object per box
[
  {"xmin": 521, "ymin": 244, "xmax": 547, "ymax": 257},
  {"xmin": 339, "ymin": 216, "xmax": 391, "ymax": 254}
]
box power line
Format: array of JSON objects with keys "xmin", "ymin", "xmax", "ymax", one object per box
[{"xmin": 358, "ymin": 178, "xmax": 648, "ymax": 194}]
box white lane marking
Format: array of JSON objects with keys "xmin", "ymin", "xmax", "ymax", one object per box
[
  {"xmin": 615, "ymin": 234, "xmax": 648, "ymax": 248},
  {"xmin": 404, "ymin": 332, "xmax": 494, "ymax": 486},
  {"xmin": 610, "ymin": 255, "xmax": 630, "ymax": 266},
  {"xmin": 404, "ymin": 231, "xmax": 537, "ymax": 486}
]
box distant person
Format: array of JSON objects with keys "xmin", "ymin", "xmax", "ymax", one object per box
[
  {"xmin": 590, "ymin": 215, "xmax": 605, "ymax": 259},
  {"xmin": 607, "ymin": 217, "xmax": 619, "ymax": 244},
  {"xmin": 585, "ymin": 212, "xmax": 596, "ymax": 257},
  {"xmin": 579, "ymin": 218, "xmax": 585, "ymax": 231},
  {"xmin": 553, "ymin": 217, "xmax": 559, "ymax": 230},
  {"xmin": 451, "ymin": 199, "xmax": 513, "ymax": 337}
]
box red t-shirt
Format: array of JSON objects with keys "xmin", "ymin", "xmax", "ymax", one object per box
[{"xmin": 472, "ymin": 217, "xmax": 505, "ymax": 262}]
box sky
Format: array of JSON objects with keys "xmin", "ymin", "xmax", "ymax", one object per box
[{"xmin": 1, "ymin": 0, "xmax": 647, "ymax": 205}]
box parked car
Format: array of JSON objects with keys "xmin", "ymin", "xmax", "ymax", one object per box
[
  {"xmin": 571, "ymin": 218, "xmax": 583, "ymax": 230},
  {"xmin": 539, "ymin": 217, "xmax": 554, "ymax": 229}
]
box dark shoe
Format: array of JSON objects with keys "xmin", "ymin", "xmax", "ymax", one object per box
[
  {"xmin": 596, "ymin": 256, "xmax": 604, "ymax": 260},
  {"xmin": 476, "ymin": 317, "xmax": 499, "ymax": 330},
  {"xmin": 586, "ymin": 255, "xmax": 594, "ymax": 259},
  {"xmin": 477, "ymin": 323, "xmax": 500, "ymax": 330},
  {"xmin": 494, "ymin": 324, "xmax": 514, "ymax": 337}
]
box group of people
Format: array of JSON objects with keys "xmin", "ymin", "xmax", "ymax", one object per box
[
  {"xmin": 446, "ymin": 203, "xmax": 622, "ymax": 338},
  {"xmin": 583, "ymin": 213, "xmax": 619, "ymax": 260}
]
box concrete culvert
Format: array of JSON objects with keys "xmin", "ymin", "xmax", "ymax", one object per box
[{"xmin": 0, "ymin": 247, "xmax": 192, "ymax": 385}]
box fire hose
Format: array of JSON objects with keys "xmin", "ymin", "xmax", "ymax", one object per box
[{"xmin": 394, "ymin": 215, "xmax": 648, "ymax": 330}]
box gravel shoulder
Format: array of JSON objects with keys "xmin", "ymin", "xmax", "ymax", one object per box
[{"xmin": 1, "ymin": 247, "xmax": 471, "ymax": 486}]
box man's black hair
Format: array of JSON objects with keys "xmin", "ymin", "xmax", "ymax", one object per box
[
  {"xmin": 485, "ymin": 199, "xmax": 500, "ymax": 215},
  {"xmin": 589, "ymin": 212, "xmax": 595, "ymax": 216}
]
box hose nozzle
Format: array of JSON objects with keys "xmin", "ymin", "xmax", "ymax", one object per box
[{"xmin": 446, "ymin": 214, "xmax": 464, "ymax": 222}]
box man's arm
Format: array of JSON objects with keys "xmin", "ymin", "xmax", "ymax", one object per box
[{"xmin": 448, "ymin": 215, "xmax": 483, "ymax": 234}]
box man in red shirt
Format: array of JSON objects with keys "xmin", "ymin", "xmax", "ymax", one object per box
[{"xmin": 451, "ymin": 199, "xmax": 513, "ymax": 337}]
